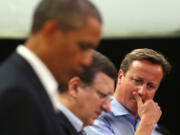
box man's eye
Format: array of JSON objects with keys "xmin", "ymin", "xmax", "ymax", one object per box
[
  {"xmin": 147, "ymin": 84, "xmax": 156, "ymax": 90},
  {"xmin": 78, "ymin": 42, "xmax": 94, "ymax": 50},
  {"xmin": 97, "ymin": 90, "xmax": 107, "ymax": 98},
  {"xmin": 134, "ymin": 79, "xmax": 142, "ymax": 84}
]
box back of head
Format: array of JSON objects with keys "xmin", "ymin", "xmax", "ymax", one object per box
[
  {"xmin": 31, "ymin": 0, "xmax": 102, "ymax": 34},
  {"xmin": 59, "ymin": 50, "xmax": 117, "ymax": 92},
  {"xmin": 78, "ymin": 50, "xmax": 117, "ymax": 86},
  {"xmin": 120, "ymin": 48, "xmax": 171, "ymax": 80}
]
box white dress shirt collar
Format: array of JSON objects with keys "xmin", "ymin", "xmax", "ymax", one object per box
[{"xmin": 16, "ymin": 45, "xmax": 59, "ymax": 111}]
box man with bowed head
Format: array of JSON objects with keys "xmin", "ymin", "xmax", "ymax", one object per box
[
  {"xmin": 0, "ymin": 0, "xmax": 102, "ymax": 135},
  {"xmin": 84, "ymin": 48, "xmax": 171, "ymax": 135},
  {"xmin": 57, "ymin": 50, "xmax": 117, "ymax": 135}
]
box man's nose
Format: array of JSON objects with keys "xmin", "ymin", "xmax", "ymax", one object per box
[
  {"xmin": 82, "ymin": 50, "xmax": 93, "ymax": 67},
  {"xmin": 138, "ymin": 84, "xmax": 147, "ymax": 98},
  {"xmin": 101, "ymin": 101, "xmax": 111, "ymax": 112}
]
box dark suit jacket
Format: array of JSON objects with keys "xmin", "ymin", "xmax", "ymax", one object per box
[
  {"xmin": 0, "ymin": 52, "xmax": 65, "ymax": 135},
  {"xmin": 56, "ymin": 111, "xmax": 79, "ymax": 135}
]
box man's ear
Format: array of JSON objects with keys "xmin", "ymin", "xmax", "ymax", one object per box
[
  {"xmin": 117, "ymin": 69, "xmax": 124, "ymax": 84},
  {"xmin": 41, "ymin": 20, "xmax": 60, "ymax": 42},
  {"xmin": 68, "ymin": 77, "xmax": 81, "ymax": 98}
]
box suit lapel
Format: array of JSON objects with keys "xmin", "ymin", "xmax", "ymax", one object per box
[
  {"xmin": 56, "ymin": 111, "xmax": 79, "ymax": 135},
  {"xmin": 11, "ymin": 52, "xmax": 61, "ymax": 134}
]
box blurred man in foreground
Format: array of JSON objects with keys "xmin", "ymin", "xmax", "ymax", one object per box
[{"xmin": 0, "ymin": 0, "xmax": 102, "ymax": 135}]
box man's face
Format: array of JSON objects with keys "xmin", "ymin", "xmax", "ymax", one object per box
[
  {"xmin": 76, "ymin": 72, "xmax": 114, "ymax": 126},
  {"xmin": 47, "ymin": 17, "xmax": 102, "ymax": 83},
  {"xmin": 116, "ymin": 60, "xmax": 163, "ymax": 115}
]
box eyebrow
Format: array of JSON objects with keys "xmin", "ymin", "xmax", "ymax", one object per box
[
  {"xmin": 96, "ymin": 88, "xmax": 113, "ymax": 96},
  {"xmin": 78, "ymin": 42, "xmax": 97, "ymax": 50},
  {"xmin": 134, "ymin": 76, "xmax": 158, "ymax": 87}
]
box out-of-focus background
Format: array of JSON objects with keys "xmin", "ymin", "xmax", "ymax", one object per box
[
  {"xmin": 0, "ymin": 0, "xmax": 179, "ymax": 134},
  {"xmin": 1, "ymin": 0, "xmax": 180, "ymax": 39}
]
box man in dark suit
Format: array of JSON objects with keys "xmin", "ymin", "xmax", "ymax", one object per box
[
  {"xmin": 0, "ymin": 0, "xmax": 102, "ymax": 134},
  {"xmin": 57, "ymin": 50, "xmax": 117, "ymax": 135}
]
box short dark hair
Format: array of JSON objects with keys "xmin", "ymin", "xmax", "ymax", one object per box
[
  {"xmin": 120, "ymin": 48, "xmax": 171, "ymax": 80},
  {"xmin": 59, "ymin": 50, "xmax": 117, "ymax": 92},
  {"xmin": 31, "ymin": 0, "xmax": 102, "ymax": 33}
]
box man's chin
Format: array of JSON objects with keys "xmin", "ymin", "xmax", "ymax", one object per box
[
  {"xmin": 126, "ymin": 104, "xmax": 137, "ymax": 116},
  {"xmin": 86, "ymin": 119, "xmax": 94, "ymax": 126}
]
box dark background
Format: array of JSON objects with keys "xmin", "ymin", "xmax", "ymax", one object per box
[{"xmin": 0, "ymin": 37, "xmax": 179, "ymax": 135}]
